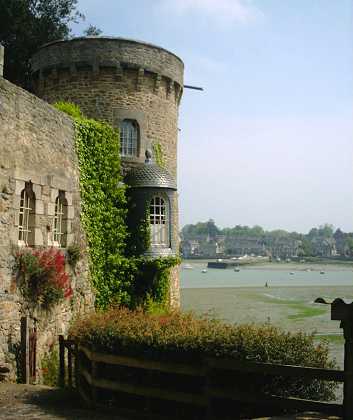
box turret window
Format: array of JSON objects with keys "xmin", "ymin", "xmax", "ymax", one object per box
[
  {"xmin": 120, "ymin": 119, "xmax": 139, "ymax": 157},
  {"xmin": 53, "ymin": 191, "xmax": 68, "ymax": 247},
  {"xmin": 150, "ymin": 196, "xmax": 169, "ymax": 246},
  {"xmin": 18, "ymin": 182, "xmax": 36, "ymax": 246}
]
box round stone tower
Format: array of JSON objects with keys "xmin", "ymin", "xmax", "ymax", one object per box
[
  {"xmin": 30, "ymin": 37, "xmax": 183, "ymax": 178},
  {"xmin": 31, "ymin": 37, "xmax": 184, "ymax": 306}
]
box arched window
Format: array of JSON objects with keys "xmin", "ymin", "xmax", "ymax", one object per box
[
  {"xmin": 149, "ymin": 196, "xmax": 169, "ymax": 247},
  {"xmin": 53, "ymin": 191, "xmax": 68, "ymax": 247},
  {"xmin": 18, "ymin": 182, "xmax": 36, "ymax": 246},
  {"xmin": 120, "ymin": 119, "xmax": 139, "ymax": 157}
]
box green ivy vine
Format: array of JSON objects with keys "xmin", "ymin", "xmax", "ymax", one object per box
[
  {"xmin": 54, "ymin": 102, "xmax": 179, "ymax": 310},
  {"xmin": 152, "ymin": 142, "xmax": 165, "ymax": 168}
]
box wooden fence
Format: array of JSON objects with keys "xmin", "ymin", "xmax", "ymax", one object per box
[
  {"xmin": 20, "ymin": 316, "xmax": 37, "ymax": 384},
  {"xmin": 58, "ymin": 298, "xmax": 353, "ymax": 419}
]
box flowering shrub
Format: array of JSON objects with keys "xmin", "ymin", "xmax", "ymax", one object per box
[
  {"xmin": 70, "ymin": 307, "xmax": 337, "ymax": 402},
  {"xmin": 15, "ymin": 248, "xmax": 73, "ymax": 310}
]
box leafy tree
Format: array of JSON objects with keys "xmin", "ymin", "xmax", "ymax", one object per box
[
  {"xmin": 83, "ymin": 24, "xmax": 102, "ymax": 36},
  {"xmin": 0, "ymin": 0, "xmax": 100, "ymax": 89},
  {"xmin": 206, "ymin": 219, "xmax": 220, "ymax": 238},
  {"xmin": 299, "ymin": 239, "xmax": 313, "ymax": 257},
  {"xmin": 345, "ymin": 237, "xmax": 353, "ymax": 256}
]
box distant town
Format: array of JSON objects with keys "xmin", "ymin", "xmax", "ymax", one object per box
[{"xmin": 180, "ymin": 220, "xmax": 353, "ymax": 260}]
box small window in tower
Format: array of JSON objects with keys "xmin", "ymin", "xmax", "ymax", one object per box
[
  {"xmin": 149, "ymin": 196, "xmax": 169, "ymax": 246},
  {"xmin": 120, "ymin": 119, "xmax": 139, "ymax": 157},
  {"xmin": 18, "ymin": 182, "xmax": 36, "ymax": 247},
  {"xmin": 53, "ymin": 191, "xmax": 68, "ymax": 247}
]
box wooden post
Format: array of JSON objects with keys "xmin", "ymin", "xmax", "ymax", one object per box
[
  {"xmin": 91, "ymin": 360, "xmax": 97, "ymax": 407},
  {"xmin": 74, "ymin": 343, "xmax": 79, "ymax": 389},
  {"xmin": 331, "ymin": 299, "xmax": 353, "ymax": 420},
  {"xmin": 20, "ymin": 316, "xmax": 30, "ymax": 384},
  {"xmin": 205, "ymin": 363, "xmax": 213, "ymax": 420},
  {"xmin": 68, "ymin": 345, "xmax": 73, "ymax": 388},
  {"xmin": 58, "ymin": 335, "xmax": 65, "ymax": 387}
]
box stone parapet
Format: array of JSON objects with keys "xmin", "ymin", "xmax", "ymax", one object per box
[{"xmin": 31, "ymin": 37, "xmax": 184, "ymax": 89}]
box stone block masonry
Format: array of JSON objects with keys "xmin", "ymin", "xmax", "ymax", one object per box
[{"xmin": 0, "ymin": 76, "xmax": 94, "ymax": 382}]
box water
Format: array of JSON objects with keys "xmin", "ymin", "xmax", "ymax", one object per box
[
  {"xmin": 181, "ymin": 262, "xmax": 353, "ymax": 289},
  {"xmin": 180, "ymin": 261, "xmax": 353, "ymax": 368}
]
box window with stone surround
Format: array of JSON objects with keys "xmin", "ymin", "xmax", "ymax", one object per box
[
  {"xmin": 18, "ymin": 182, "xmax": 36, "ymax": 247},
  {"xmin": 53, "ymin": 191, "xmax": 68, "ymax": 247},
  {"xmin": 149, "ymin": 196, "xmax": 170, "ymax": 247},
  {"xmin": 120, "ymin": 119, "xmax": 139, "ymax": 157}
]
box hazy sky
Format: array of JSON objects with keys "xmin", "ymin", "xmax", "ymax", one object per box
[{"xmin": 73, "ymin": 0, "xmax": 353, "ymax": 233}]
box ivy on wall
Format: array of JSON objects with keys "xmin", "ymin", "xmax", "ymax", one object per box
[
  {"xmin": 152, "ymin": 142, "xmax": 165, "ymax": 168},
  {"xmin": 54, "ymin": 102, "xmax": 179, "ymax": 310}
]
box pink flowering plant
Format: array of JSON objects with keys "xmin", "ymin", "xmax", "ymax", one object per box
[{"xmin": 15, "ymin": 248, "xmax": 73, "ymax": 310}]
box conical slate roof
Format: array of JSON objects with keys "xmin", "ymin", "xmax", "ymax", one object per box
[{"xmin": 125, "ymin": 151, "xmax": 177, "ymax": 190}]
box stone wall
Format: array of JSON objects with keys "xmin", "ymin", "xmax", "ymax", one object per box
[{"xmin": 0, "ymin": 76, "xmax": 94, "ymax": 381}]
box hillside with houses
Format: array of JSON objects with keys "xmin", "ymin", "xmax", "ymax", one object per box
[{"xmin": 180, "ymin": 220, "xmax": 353, "ymax": 260}]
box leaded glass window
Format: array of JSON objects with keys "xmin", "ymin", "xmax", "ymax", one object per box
[
  {"xmin": 53, "ymin": 191, "xmax": 67, "ymax": 247},
  {"xmin": 120, "ymin": 119, "xmax": 139, "ymax": 157},
  {"xmin": 18, "ymin": 183, "xmax": 35, "ymax": 246},
  {"xmin": 149, "ymin": 196, "xmax": 169, "ymax": 246}
]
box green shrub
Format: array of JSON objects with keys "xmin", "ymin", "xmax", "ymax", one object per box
[
  {"xmin": 69, "ymin": 307, "xmax": 336, "ymax": 402},
  {"xmin": 41, "ymin": 348, "xmax": 59, "ymax": 387},
  {"xmin": 54, "ymin": 101, "xmax": 83, "ymax": 119},
  {"xmin": 66, "ymin": 244, "xmax": 81, "ymax": 268}
]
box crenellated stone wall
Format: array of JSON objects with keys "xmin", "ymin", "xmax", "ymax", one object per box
[{"xmin": 0, "ymin": 75, "xmax": 94, "ymax": 381}]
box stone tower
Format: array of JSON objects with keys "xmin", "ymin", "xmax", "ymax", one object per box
[{"xmin": 30, "ymin": 37, "xmax": 184, "ymax": 306}]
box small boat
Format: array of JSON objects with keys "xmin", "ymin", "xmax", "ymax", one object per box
[
  {"xmin": 234, "ymin": 267, "xmax": 240, "ymax": 272},
  {"xmin": 289, "ymin": 272, "xmax": 294, "ymax": 275},
  {"xmin": 182, "ymin": 264, "xmax": 193, "ymax": 270},
  {"xmin": 201, "ymin": 269, "xmax": 207, "ymax": 273},
  {"xmin": 320, "ymin": 271, "xmax": 325, "ymax": 275}
]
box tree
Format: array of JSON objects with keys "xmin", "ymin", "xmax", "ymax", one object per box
[
  {"xmin": 0, "ymin": 0, "xmax": 85, "ymax": 89},
  {"xmin": 84, "ymin": 25, "xmax": 102, "ymax": 36},
  {"xmin": 299, "ymin": 239, "xmax": 313, "ymax": 257}
]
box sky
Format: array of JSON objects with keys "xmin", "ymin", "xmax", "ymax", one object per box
[{"xmin": 72, "ymin": 0, "xmax": 353, "ymax": 233}]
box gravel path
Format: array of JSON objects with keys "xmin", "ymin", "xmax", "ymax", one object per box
[
  {"xmin": 0, "ymin": 383, "xmax": 127, "ymax": 419},
  {"xmin": 0, "ymin": 383, "xmax": 341, "ymax": 420}
]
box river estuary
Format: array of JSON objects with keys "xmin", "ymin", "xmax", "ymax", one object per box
[{"xmin": 180, "ymin": 261, "xmax": 353, "ymax": 369}]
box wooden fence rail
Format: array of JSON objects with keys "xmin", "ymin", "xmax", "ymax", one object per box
[
  {"xmin": 58, "ymin": 341, "xmax": 343, "ymax": 419},
  {"xmin": 58, "ymin": 298, "xmax": 353, "ymax": 419}
]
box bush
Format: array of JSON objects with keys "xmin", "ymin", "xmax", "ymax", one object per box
[
  {"xmin": 54, "ymin": 101, "xmax": 83, "ymax": 119},
  {"xmin": 66, "ymin": 244, "xmax": 81, "ymax": 268},
  {"xmin": 41, "ymin": 348, "xmax": 59, "ymax": 387},
  {"xmin": 15, "ymin": 248, "xmax": 73, "ymax": 310},
  {"xmin": 69, "ymin": 308, "xmax": 337, "ymax": 401}
]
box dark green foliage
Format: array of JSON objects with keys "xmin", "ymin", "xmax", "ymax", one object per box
[
  {"xmin": 73, "ymin": 115, "xmax": 128, "ymax": 308},
  {"xmin": 70, "ymin": 307, "xmax": 337, "ymax": 401},
  {"xmin": 83, "ymin": 25, "xmax": 102, "ymax": 36},
  {"xmin": 55, "ymin": 102, "xmax": 179, "ymax": 310},
  {"xmin": 66, "ymin": 244, "xmax": 80, "ymax": 268},
  {"xmin": 41, "ymin": 348, "xmax": 59, "ymax": 386},
  {"xmin": 126, "ymin": 203, "xmax": 151, "ymax": 257},
  {"xmin": 0, "ymin": 0, "xmax": 84, "ymax": 88}
]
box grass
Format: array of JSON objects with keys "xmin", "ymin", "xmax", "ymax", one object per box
[
  {"xmin": 260, "ymin": 294, "xmax": 328, "ymax": 320},
  {"xmin": 287, "ymin": 305, "xmax": 327, "ymax": 320},
  {"xmin": 315, "ymin": 334, "xmax": 344, "ymax": 345}
]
